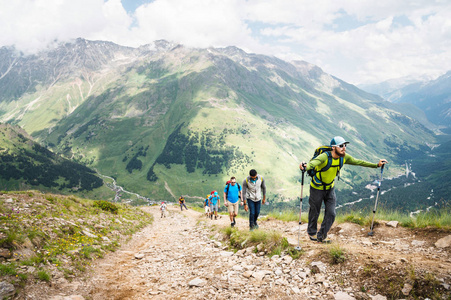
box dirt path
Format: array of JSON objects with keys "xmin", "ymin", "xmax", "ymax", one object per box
[{"xmin": 49, "ymin": 205, "xmax": 450, "ymax": 300}]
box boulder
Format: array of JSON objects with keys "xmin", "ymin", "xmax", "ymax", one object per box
[
  {"xmin": 334, "ymin": 291, "xmax": 356, "ymax": 300},
  {"xmin": 0, "ymin": 281, "xmax": 15, "ymax": 299},
  {"xmin": 370, "ymin": 295, "xmax": 387, "ymax": 300},
  {"xmin": 188, "ymin": 278, "xmax": 205, "ymax": 287},
  {"xmin": 311, "ymin": 261, "xmax": 327, "ymax": 273},
  {"xmin": 402, "ymin": 283, "xmax": 413, "ymax": 295},
  {"xmin": 386, "ymin": 221, "xmax": 399, "ymax": 228},
  {"xmin": 0, "ymin": 248, "xmax": 12, "ymax": 259},
  {"xmin": 242, "ymin": 270, "xmax": 253, "ymax": 278},
  {"xmin": 435, "ymin": 235, "xmax": 451, "ymax": 248},
  {"xmin": 82, "ymin": 230, "xmax": 97, "ymax": 238},
  {"xmin": 252, "ymin": 270, "xmax": 271, "ymax": 281},
  {"xmin": 282, "ymin": 255, "xmax": 293, "ymax": 264},
  {"xmin": 134, "ymin": 253, "xmax": 145, "ymax": 259},
  {"xmin": 411, "ymin": 240, "xmax": 426, "ymax": 247},
  {"xmin": 219, "ymin": 251, "xmax": 233, "ymax": 257}
]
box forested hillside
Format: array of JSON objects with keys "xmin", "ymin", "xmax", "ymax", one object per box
[{"xmin": 0, "ymin": 123, "xmax": 108, "ymax": 197}]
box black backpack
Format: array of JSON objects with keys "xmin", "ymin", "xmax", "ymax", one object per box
[
  {"xmin": 307, "ymin": 146, "xmax": 344, "ymax": 189},
  {"xmin": 225, "ymin": 181, "xmax": 241, "ymax": 200}
]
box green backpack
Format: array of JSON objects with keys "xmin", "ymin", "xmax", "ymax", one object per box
[{"xmin": 307, "ymin": 146, "xmax": 344, "ymax": 189}]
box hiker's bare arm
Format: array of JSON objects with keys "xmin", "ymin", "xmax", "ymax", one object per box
[
  {"xmin": 299, "ymin": 162, "xmax": 307, "ymax": 171},
  {"xmin": 378, "ymin": 159, "xmax": 388, "ymax": 167}
]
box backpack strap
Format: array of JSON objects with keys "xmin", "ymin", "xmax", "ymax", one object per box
[
  {"xmin": 225, "ymin": 183, "xmax": 230, "ymax": 200},
  {"xmin": 315, "ymin": 152, "xmax": 333, "ymax": 190},
  {"xmin": 312, "ymin": 152, "xmax": 344, "ymax": 190},
  {"xmin": 337, "ymin": 157, "xmax": 344, "ymax": 181}
]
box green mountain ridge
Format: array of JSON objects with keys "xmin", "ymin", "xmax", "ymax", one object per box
[{"xmin": 0, "ymin": 39, "xmax": 439, "ymax": 203}]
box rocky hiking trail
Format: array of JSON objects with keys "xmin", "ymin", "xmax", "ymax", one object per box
[{"xmin": 44, "ymin": 205, "xmax": 450, "ymax": 300}]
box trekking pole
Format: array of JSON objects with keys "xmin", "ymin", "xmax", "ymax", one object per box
[
  {"xmin": 295, "ymin": 164, "xmax": 306, "ymax": 251},
  {"xmin": 368, "ymin": 164, "xmax": 384, "ymax": 236}
]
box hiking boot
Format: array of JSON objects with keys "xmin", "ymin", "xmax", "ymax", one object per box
[
  {"xmin": 309, "ymin": 235, "xmax": 318, "ymax": 241},
  {"xmin": 317, "ymin": 237, "xmax": 331, "ymax": 244},
  {"xmin": 231, "ymin": 222, "xmax": 235, "ymax": 227}
]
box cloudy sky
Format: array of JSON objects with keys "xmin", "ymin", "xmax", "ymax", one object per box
[{"xmin": 1, "ymin": 0, "xmax": 450, "ymax": 85}]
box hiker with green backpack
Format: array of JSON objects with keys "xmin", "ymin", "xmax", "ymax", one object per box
[{"xmin": 299, "ymin": 136, "xmax": 387, "ymax": 243}]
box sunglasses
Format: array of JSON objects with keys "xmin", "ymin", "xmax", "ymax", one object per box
[{"xmin": 337, "ymin": 144, "xmax": 347, "ymax": 148}]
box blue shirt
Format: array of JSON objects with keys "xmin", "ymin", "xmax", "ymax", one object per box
[
  {"xmin": 210, "ymin": 196, "xmax": 219, "ymax": 205},
  {"xmin": 224, "ymin": 183, "xmax": 240, "ymax": 204}
]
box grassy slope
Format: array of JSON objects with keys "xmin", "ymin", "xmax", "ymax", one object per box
[{"xmin": 0, "ymin": 191, "xmax": 153, "ymax": 296}]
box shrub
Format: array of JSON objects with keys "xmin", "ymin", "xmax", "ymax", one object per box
[
  {"xmin": 0, "ymin": 263, "xmax": 17, "ymax": 276},
  {"xmin": 37, "ymin": 270, "xmax": 51, "ymax": 281},
  {"xmin": 45, "ymin": 195, "xmax": 57, "ymax": 202},
  {"xmin": 221, "ymin": 227, "xmax": 292, "ymax": 257},
  {"xmin": 286, "ymin": 246, "xmax": 304, "ymax": 259},
  {"xmin": 328, "ymin": 244, "xmax": 346, "ymax": 264},
  {"xmin": 0, "ymin": 231, "xmax": 18, "ymax": 248},
  {"xmin": 93, "ymin": 200, "xmax": 118, "ymax": 214},
  {"xmin": 81, "ymin": 245, "xmax": 101, "ymax": 259}
]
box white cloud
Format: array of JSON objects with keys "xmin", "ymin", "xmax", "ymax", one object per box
[
  {"xmin": 130, "ymin": 0, "xmax": 255, "ymax": 49},
  {"xmin": 0, "ymin": 0, "xmax": 449, "ymax": 84},
  {"xmin": 0, "ymin": 0, "xmax": 131, "ymax": 52},
  {"xmin": 250, "ymin": 1, "xmax": 451, "ymax": 83}
]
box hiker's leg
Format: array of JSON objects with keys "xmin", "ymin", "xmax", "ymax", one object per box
[
  {"xmin": 253, "ymin": 200, "xmax": 261, "ymax": 227},
  {"xmin": 232, "ymin": 202, "xmax": 238, "ymax": 218},
  {"xmin": 227, "ymin": 204, "xmax": 233, "ymax": 221},
  {"xmin": 318, "ymin": 188, "xmax": 336, "ymax": 240},
  {"xmin": 247, "ymin": 199, "xmax": 256, "ymax": 229},
  {"xmin": 308, "ymin": 187, "xmax": 324, "ymax": 236}
]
